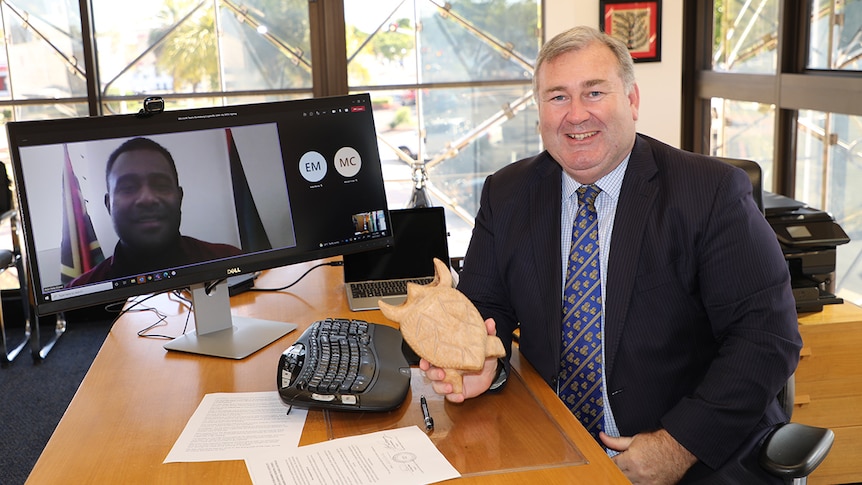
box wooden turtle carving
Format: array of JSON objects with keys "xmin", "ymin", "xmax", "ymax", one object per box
[{"xmin": 378, "ymin": 258, "xmax": 505, "ymax": 394}]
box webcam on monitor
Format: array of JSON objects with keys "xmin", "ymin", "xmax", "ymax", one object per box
[{"xmin": 137, "ymin": 96, "xmax": 165, "ymax": 117}]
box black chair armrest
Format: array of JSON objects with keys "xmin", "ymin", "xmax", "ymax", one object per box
[
  {"xmin": 0, "ymin": 249, "xmax": 13, "ymax": 269},
  {"xmin": 760, "ymin": 422, "xmax": 834, "ymax": 479}
]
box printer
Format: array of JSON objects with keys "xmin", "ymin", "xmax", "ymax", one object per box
[{"xmin": 764, "ymin": 192, "xmax": 851, "ymax": 313}]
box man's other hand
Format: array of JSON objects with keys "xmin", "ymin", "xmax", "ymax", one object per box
[{"xmin": 602, "ymin": 429, "xmax": 697, "ymax": 484}]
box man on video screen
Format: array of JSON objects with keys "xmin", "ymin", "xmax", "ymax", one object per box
[{"xmin": 69, "ymin": 137, "xmax": 241, "ymax": 287}]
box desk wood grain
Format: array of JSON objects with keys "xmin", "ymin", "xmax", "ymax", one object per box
[
  {"xmin": 26, "ymin": 261, "xmax": 627, "ymax": 484},
  {"xmin": 795, "ymin": 301, "xmax": 862, "ymax": 484}
]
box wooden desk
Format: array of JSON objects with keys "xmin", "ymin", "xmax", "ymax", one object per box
[
  {"xmin": 796, "ymin": 302, "xmax": 862, "ymax": 485},
  {"xmin": 26, "ymin": 261, "xmax": 628, "ymax": 484}
]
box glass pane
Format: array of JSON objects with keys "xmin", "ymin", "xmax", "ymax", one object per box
[
  {"xmin": 807, "ymin": 0, "xmax": 862, "ymax": 71},
  {"xmin": 345, "ymin": 0, "xmax": 538, "ymax": 86},
  {"xmin": 795, "ymin": 110, "xmax": 862, "ymax": 304},
  {"xmin": 345, "ymin": 0, "xmax": 541, "ymax": 257},
  {"xmin": 12, "ymin": 102, "xmax": 89, "ymax": 121},
  {"xmin": 795, "ymin": 111, "xmax": 828, "ymax": 209},
  {"xmin": 345, "ymin": 0, "xmax": 418, "ymax": 86},
  {"xmin": 92, "ymin": 0, "xmax": 312, "ymax": 97},
  {"xmin": 712, "ymin": 0, "xmax": 779, "ymax": 73},
  {"xmin": 100, "ymin": 93, "xmax": 308, "ymax": 117},
  {"xmin": 217, "ymin": 0, "xmax": 312, "ymax": 91},
  {"xmin": 1, "ymin": 0, "xmax": 87, "ymax": 100},
  {"xmin": 366, "ymin": 86, "xmax": 539, "ymax": 257},
  {"xmin": 709, "ymin": 98, "xmax": 776, "ymax": 190},
  {"xmin": 415, "ymin": 1, "xmax": 537, "ymax": 84},
  {"xmin": 423, "ymin": 86, "xmax": 539, "ymax": 214}
]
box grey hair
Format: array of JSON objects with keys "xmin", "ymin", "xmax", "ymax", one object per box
[{"xmin": 532, "ymin": 26, "xmax": 636, "ymax": 100}]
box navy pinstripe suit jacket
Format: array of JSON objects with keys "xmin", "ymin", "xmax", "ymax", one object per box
[{"xmin": 457, "ymin": 134, "xmax": 801, "ymax": 481}]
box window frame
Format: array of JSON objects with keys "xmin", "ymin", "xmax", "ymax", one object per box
[{"xmin": 681, "ymin": 0, "xmax": 862, "ymax": 197}]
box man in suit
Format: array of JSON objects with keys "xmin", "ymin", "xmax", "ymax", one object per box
[{"xmin": 420, "ymin": 26, "xmax": 801, "ymax": 483}]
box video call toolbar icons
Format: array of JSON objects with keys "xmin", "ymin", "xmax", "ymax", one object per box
[
  {"xmin": 301, "ymin": 99, "xmax": 367, "ymax": 118},
  {"xmin": 112, "ymin": 270, "xmax": 178, "ymax": 289}
]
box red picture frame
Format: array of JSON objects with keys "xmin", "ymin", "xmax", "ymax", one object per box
[{"xmin": 599, "ymin": 0, "xmax": 662, "ymax": 63}]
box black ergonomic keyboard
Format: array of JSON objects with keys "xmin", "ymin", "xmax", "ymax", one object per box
[
  {"xmin": 277, "ymin": 318, "xmax": 411, "ymax": 412},
  {"xmin": 349, "ymin": 277, "xmax": 434, "ymax": 298}
]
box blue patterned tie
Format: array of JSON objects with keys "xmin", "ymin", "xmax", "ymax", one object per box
[{"xmin": 559, "ymin": 184, "xmax": 604, "ymax": 441}]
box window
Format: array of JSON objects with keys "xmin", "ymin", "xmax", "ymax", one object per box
[
  {"xmin": 795, "ymin": 109, "xmax": 862, "ymax": 301},
  {"xmin": 0, "ymin": 0, "xmax": 89, "ymax": 118},
  {"xmin": 712, "ymin": 0, "xmax": 779, "ymax": 74},
  {"xmin": 709, "ymin": 98, "xmax": 776, "ymax": 188},
  {"xmin": 91, "ymin": 0, "xmax": 314, "ymax": 111},
  {"xmin": 0, "ymin": 0, "xmax": 543, "ymax": 260},
  {"xmin": 343, "ymin": 0, "xmax": 542, "ymax": 256},
  {"xmin": 808, "ymin": 0, "xmax": 862, "ymax": 71},
  {"xmin": 686, "ymin": 0, "xmax": 862, "ymax": 305}
]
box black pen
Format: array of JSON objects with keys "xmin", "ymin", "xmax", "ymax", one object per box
[{"xmin": 420, "ymin": 395, "xmax": 434, "ymax": 431}]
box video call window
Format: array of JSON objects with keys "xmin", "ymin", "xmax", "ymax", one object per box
[
  {"xmin": 19, "ymin": 125, "xmax": 295, "ymax": 294},
  {"xmin": 9, "ymin": 94, "xmax": 393, "ymax": 318}
]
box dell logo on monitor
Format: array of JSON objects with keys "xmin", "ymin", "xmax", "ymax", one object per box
[{"xmin": 226, "ymin": 267, "xmax": 242, "ymax": 275}]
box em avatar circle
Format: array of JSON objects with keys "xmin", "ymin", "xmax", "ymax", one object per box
[{"xmin": 299, "ymin": 151, "xmax": 327, "ymax": 183}]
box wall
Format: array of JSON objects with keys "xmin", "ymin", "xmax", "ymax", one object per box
[{"xmin": 544, "ymin": 0, "xmax": 682, "ymax": 148}]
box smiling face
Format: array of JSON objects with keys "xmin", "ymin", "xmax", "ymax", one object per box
[
  {"xmin": 535, "ymin": 40, "xmax": 640, "ymax": 184},
  {"xmin": 105, "ymin": 148, "xmax": 183, "ymax": 253}
]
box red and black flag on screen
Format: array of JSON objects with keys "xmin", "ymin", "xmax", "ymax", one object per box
[{"xmin": 60, "ymin": 145, "xmax": 104, "ymax": 285}]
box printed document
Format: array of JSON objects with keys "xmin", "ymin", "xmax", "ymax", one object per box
[
  {"xmin": 164, "ymin": 391, "xmax": 308, "ymax": 463},
  {"xmin": 246, "ymin": 426, "xmax": 460, "ymax": 485}
]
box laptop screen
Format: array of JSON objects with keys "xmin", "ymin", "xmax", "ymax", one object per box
[{"xmin": 343, "ymin": 207, "xmax": 449, "ymax": 282}]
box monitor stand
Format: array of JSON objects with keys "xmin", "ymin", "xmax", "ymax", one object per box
[{"xmin": 163, "ymin": 280, "xmax": 296, "ymax": 359}]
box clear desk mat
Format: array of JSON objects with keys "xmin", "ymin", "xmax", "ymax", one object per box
[{"xmin": 320, "ymin": 367, "xmax": 587, "ymax": 477}]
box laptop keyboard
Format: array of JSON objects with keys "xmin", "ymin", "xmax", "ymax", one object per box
[
  {"xmin": 277, "ymin": 318, "xmax": 411, "ymax": 411},
  {"xmin": 350, "ymin": 277, "xmax": 434, "ymax": 298}
]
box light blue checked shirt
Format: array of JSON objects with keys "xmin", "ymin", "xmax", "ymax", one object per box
[{"xmin": 560, "ymin": 155, "xmax": 630, "ymax": 453}]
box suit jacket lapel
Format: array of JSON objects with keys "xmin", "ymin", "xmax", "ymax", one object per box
[
  {"xmin": 530, "ymin": 152, "xmax": 564, "ymax": 342},
  {"xmin": 604, "ymin": 136, "xmax": 658, "ymax": 377}
]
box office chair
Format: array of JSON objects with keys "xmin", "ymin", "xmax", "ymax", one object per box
[
  {"xmin": 0, "ymin": 158, "xmax": 27, "ymax": 364},
  {"xmin": 715, "ymin": 157, "xmax": 764, "ymax": 211},
  {"xmin": 716, "ymin": 157, "xmax": 835, "ymax": 483},
  {"xmin": 0, "ymin": 241, "xmax": 27, "ymax": 365},
  {"xmin": 761, "ymin": 374, "xmax": 835, "ymax": 484},
  {"xmin": 0, "ymin": 161, "xmax": 66, "ymax": 364},
  {"xmin": 6, "ymin": 208, "xmax": 67, "ymax": 363}
]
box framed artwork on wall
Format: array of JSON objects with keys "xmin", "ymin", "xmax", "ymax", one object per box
[{"xmin": 599, "ymin": 0, "xmax": 662, "ymax": 63}]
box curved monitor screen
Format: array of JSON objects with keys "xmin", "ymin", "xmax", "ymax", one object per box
[{"xmin": 7, "ymin": 94, "xmax": 393, "ymax": 321}]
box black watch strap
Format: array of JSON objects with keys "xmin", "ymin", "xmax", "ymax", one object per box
[{"xmin": 489, "ymin": 358, "xmax": 508, "ymax": 391}]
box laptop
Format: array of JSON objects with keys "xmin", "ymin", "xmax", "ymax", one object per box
[{"xmin": 343, "ymin": 207, "xmax": 450, "ymax": 311}]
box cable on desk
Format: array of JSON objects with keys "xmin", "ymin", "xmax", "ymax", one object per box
[
  {"xmin": 205, "ymin": 278, "xmax": 226, "ymax": 294},
  {"xmin": 107, "ymin": 290, "xmax": 194, "ymax": 340},
  {"xmin": 112, "ymin": 261, "xmax": 342, "ymax": 339},
  {"xmin": 250, "ymin": 261, "xmax": 343, "ymax": 292}
]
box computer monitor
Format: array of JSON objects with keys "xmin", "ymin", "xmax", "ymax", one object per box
[{"xmin": 7, "ymin": 94, "xmax": 393, "ymax": 359}]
